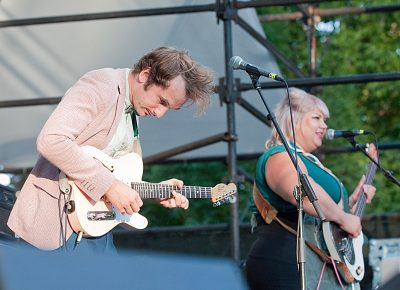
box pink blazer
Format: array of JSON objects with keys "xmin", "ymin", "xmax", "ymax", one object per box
[{"xmin": 8, "ymin": 68, "xmax": 137, "ymax": 250}]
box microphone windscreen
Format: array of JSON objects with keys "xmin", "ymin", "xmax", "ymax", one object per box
[
  {"xmin": 229, "ymin": 56, "xmax": 243, "ymax": 70},
  {"xmin": 325, "ymin": 129, "xmax": 335, "ymax": 140}
]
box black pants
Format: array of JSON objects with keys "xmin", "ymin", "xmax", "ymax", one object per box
[{"xmin": 245, "ymin": 214, "xmax": 299, "ymax": 290}]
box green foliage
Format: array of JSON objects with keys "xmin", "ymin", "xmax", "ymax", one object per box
[
  {"xmin": 312, "ymin": 1, "xmax": 400, "ymax": 214},
  {"xmin": 142, "ymin": 0, "xmax": 399, "ymax": 226},
  {"xmin": 140, "ymin": 159, "xmax": 257, "ymax": 226},
  {"xmin": 141, "ymin": 162, "xmax": 233, "ymax": 226}
]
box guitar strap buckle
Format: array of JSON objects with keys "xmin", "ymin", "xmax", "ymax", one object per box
[{"xmin": 58, "ymin": 171, "xmax": 71, "ymax": 195}]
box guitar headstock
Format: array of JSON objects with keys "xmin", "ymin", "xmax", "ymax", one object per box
[
  {"xmin": 211, "ymin": 183, "xmax": 237, "ymax": 207},
  {"xmin": 366, "ymin": 143, "xmax": 379, "ymax": 162}
]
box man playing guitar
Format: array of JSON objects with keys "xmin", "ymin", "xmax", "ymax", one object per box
[{"xmin": 8, "ymin": 47, "xmax": 215, "ymax": 252}]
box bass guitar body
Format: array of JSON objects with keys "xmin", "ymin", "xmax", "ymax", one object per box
[{"xmin": 322, "ymin": 221, "xmax": 365, "ymax": 282}]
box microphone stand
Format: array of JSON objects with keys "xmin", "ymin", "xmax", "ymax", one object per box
[
  {"xmin": 247, "ymin": 73, "xmax": 326, "ymax": 290},
  {"xmin": 346, "ymin": 137, "xmax": 400, "ymax": 187}
]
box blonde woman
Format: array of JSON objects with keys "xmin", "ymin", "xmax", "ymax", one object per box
[{"xmin": 245, "ymin": 88, "xmax": 376, "ymax": 290}]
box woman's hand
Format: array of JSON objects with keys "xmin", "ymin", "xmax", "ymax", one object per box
[
  {"xmin": 349, "ymin": 175, "xmax": 376, "ymax": 210},
  {"xmin": 338, "ymin": 213, "xmax": 362, "ymax": 238},
  {"xmin": 158, "ymin": 178, "xmax": 189, "ymax": 210}
]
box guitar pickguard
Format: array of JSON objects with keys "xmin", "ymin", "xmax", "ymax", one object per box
[{"xmin": 322, "ymin": 220, "xmax": 365, "ymax": 282}]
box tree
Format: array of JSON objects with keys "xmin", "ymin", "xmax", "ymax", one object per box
[{"xmin": 259, "ymin": 0, "xmax": 399, "ymax": 214}]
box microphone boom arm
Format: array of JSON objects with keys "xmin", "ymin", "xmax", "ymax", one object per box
[{"xmin": 346, "ymin": 137, "xmax": 400, "ymax": 187}]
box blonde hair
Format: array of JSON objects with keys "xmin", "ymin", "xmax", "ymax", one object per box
[{"xmin": 265, "ymin": 87, "xmax": 329, "ymax": 148}]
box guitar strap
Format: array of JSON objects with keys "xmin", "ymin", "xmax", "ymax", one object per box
[
  {"xmin": 252, "ymin": 183, "xmax": 332, "ymax": 263},
  {"xmin": 59, "ymin": 171, "xmax": 71, "ymax": 195},
  {"xmin": 252, "ymin": 183, "xmax": 355, "ymax": 284}
]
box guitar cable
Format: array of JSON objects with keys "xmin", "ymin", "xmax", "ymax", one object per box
[
  {"xmin": 316, "ymin": 257, "xmax": 346, "ymax": 290},
  {"xmin": 59, "ymin": 182, "xmax": 74, "ymax": 251}
]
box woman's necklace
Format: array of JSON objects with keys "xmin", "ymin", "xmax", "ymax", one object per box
[{"xmin": 287, "ymin": 143, "xmax": 344, "ymax": 201}]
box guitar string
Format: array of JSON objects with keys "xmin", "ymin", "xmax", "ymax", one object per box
[
  {"xmin": 130, "ymin": 182, "xmax": 212, "ymax": 199},
  {"xmin": 354, "ymin": 162, "xmax": 377, "ymax": 218}
]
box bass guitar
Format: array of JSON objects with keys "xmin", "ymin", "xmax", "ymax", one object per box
[
  {"xmin": 322, "ymin": 144, "xmax": 378, "ymax": 283},
  {"xmin": 66, "ymin": 146, "xmax": 237, "ymax": 238}
]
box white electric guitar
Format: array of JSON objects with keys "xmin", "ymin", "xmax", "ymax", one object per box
[
  {"xmin": 322, "ymin": 144, "xmax": 378, "ymax": 283},
  {"xmin": 66, "ymin": 146, "xmax": 237, "ymax": 238}
]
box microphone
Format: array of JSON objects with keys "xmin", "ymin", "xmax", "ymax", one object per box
[
  {"xmin": 325, "ymin": 129, "xmax": 372, "ymax": 140},
  {"xmin": 229, "ymin": 56, "xmax": 284, "ymax": 82}
]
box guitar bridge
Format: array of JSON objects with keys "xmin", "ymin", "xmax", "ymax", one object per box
[{"xmin": 87, "ymin": 211, "xmax": 116, "ymax": 221}]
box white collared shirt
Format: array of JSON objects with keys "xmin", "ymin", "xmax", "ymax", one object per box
[{"xmin": 102, "ymin": 69, "xmax": 138, "ymax": 158}]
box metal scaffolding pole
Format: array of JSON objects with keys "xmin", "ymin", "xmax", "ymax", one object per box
[
  {"xmin": 0, "ymin": 4, "xmax": 216, "ymax": 28},
  {"xmin": 220, "ymin": 0, "xmax": 240, "ymax": 261},
  {"xmin": 258, "ymin": 4, "xmax": 400, "ymax": 22}
]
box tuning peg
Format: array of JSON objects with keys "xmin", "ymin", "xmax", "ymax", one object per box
[
  {"xmin": 227, "ymin": 196, "xmax": 237, "ymax": 204},
  {"xmin": 213, "ymin": 195, "xmax": 237, "ymax": 207},
  {"xmin": 213, "ymin": 201, "xmax": 222, "ymax": 207}
]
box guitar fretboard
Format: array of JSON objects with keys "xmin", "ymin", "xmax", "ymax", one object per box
[
  {"xmin": 354, "ymin": 159, "xmax": 378, "ymax": 218},
  {"xmin": 131, "ymin": 182, "xmax": 212, "ymax": 199}
]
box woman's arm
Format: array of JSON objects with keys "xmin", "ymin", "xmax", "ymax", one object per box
[{"xmin": 266, "ymin": 152, "xmax": 362, "ymax": 237}]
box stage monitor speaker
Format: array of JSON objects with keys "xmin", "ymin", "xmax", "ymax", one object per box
[
  {"xmin": 0, "ymin": 244, "xmax": 248, "ymax": 290},
  {"xmin": 381, "ymin": 273, "xmax": 400, "ymax": 290}
]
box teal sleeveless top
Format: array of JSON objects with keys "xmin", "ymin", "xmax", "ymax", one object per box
[{"xmin": 249, "ymin": 144, "xmax": 349, "ymax": 214}]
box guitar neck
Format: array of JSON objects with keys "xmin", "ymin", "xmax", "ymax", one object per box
[
  {"xmin": 131, "ymin": 182, "xmax": 212, "ymax": 199},
  {"xmin": 354, "ymin": 161, "xmax": 377, "ymax": 218}
]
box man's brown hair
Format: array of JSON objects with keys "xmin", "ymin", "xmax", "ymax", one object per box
[{"xmin": 132, "ymin": 47, "xmax": 214, "ymax": 114}]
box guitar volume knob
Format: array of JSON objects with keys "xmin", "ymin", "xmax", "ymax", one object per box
[{"xmin": 356, "ymin": 266, "xmax": 364, "ymax": 275}]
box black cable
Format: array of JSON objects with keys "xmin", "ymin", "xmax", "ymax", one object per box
[
  {"xmin": 57, "ymin": 192, "xmax": 67, "ymax": 250},
  {"xmin": 285, "ymin": 81, "xmax": 303, "ymax": 197}
]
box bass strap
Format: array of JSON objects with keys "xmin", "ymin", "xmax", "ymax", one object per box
[{"xmin": 252, "ymin": 183, "xmax": 332, "ymax": 264}]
